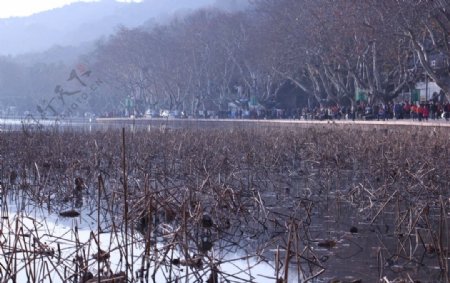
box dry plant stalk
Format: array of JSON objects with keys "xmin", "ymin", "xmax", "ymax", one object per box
[{"xmin": 0, "ymin": 124, "xmax": 447, "ymax": 282}]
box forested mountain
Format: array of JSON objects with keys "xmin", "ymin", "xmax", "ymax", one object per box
[{"xmin": 0, "ymin": 0, "xmax": 227, "ymax": 56}]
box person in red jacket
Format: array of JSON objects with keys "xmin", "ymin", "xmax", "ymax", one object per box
[
  {"xmin": 417, "ymin": 104, "xmax": 424, "ymax": 121},
  {"xmin": 422, "ymin": 104, "xmax": 429, "ymax": 121},
  {"xmin": 411, "ymin": 104, "xmax": 418, "ymax": 120}
]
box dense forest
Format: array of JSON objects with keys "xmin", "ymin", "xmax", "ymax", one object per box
[{"xmin": 0, "ymin": 0, "xmax": 449, "ymax": 118}]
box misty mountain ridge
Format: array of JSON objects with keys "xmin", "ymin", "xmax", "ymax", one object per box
[{"xmin": 0, "ymin": 0, "xmax": 247, "ymax": 58}]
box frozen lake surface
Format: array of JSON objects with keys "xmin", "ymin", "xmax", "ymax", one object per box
[
  {"xmin": 0, "ymin": 121, "xmax": 447, "ymax": 283},
  {"xmin": 0, "ymin": 188, "xmax": 302, "ymax": 282}
]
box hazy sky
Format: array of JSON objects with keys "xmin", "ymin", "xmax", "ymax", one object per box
[{"xmin": 0, "ymin": 0, "xmax": 141, "ymax": 19}]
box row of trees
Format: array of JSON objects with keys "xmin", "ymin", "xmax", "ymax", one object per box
[
  {"xmin": 0, "ymin": 0, "xmax": 448, "ymax": 116},
  {"xmin": 89, "ymin": 0, "xmax": 450, "ymax": 115}
]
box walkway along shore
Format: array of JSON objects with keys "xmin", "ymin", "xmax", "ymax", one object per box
[{"xmin": 96, "ymin": 117, "xmax": 450, "ymax": 130}]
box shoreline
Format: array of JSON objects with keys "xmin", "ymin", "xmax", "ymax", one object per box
[{"xmin": 96, "ymin": 117, "xmax": 450, "ymax": 129}]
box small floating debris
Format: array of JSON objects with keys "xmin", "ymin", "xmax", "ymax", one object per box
[
  {"xmin": 425, "ymin": 243, "xmax": 435, "ymax": 254},
  {"xmin": 171, "ymin": 256, "xmax": 203, "ymax": 269},
  {"xmin": 92, "ymin": 249, "xmax": 110, "ymax": 262},
  {"xmin": 75, "ymin": 177, "xmax": 85, "ymax": 191},
  {"xmin": 59, "ymin": 209, "xmax": 80, "ymax": 218},
  {"xmin": 318, "ymin": 239, "xmax": 336, "ymax": 249},
  {"xmin": 202, "ymin": 213, "xmax": 213, "ymax": 228},
  {"xmin": 350, "ymin": 226, "xmax": 358, "ymax": 233},
  {"xmin": 200, "ymin": 238, "xmax": 213, "ymax": 252}
]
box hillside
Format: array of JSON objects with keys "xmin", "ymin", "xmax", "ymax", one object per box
[{"xmin": 0, "ymin": 0, "xmax": 235, "ymax": 56}]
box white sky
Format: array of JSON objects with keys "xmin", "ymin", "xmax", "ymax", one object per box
[{"xmin": 0, "ymin": 0, "xmax": 141, "ymax": 19}]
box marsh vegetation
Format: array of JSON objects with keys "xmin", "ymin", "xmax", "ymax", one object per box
[{"xmin": 0, "ymin": 124, "xmax": 449, "ymax": 282}]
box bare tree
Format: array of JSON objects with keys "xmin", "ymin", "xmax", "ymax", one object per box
[{"xmin": 393, "ymin": 0, "xmax": 450, "ymax": 99}]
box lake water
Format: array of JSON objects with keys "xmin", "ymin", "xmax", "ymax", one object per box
[{"xmin": 0, "ymin": 119, "xmax": 448, "ymax": 282}]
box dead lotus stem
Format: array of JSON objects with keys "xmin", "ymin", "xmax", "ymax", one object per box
[{"xmin": 0, "ymin": 125, "xmax": 448, "ymax": 281}]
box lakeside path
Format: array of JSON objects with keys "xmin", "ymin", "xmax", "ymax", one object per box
[{"xmin": 96, "ymin": 117, "xmax": 450, "ymax": 129}]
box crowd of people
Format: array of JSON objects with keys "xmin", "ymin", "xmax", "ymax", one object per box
[{"xmin": 300, "ymin": 101, "xmax": 450, "ymax": 122}]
